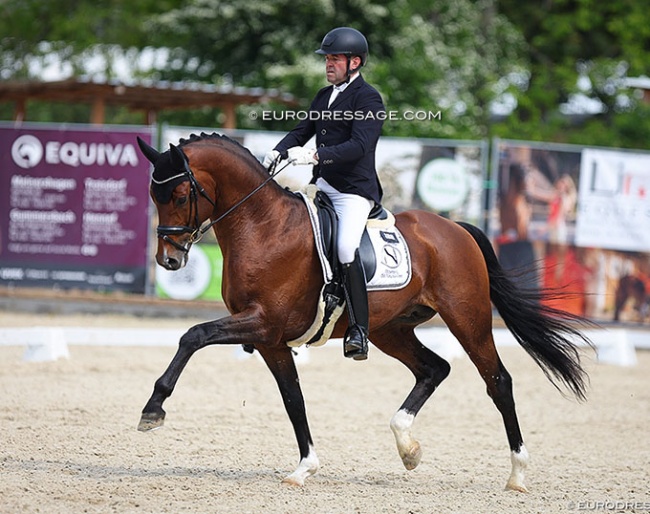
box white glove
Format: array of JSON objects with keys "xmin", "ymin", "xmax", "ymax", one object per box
[
  {"xmin": 262, "ymin": 149, "xmax": 281, "ymax": 168},
  {"xmin": 287, "ymin": 146, "xmax": 318, "ymax": 166}
]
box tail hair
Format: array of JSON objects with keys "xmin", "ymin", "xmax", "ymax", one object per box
[{"xmin": 457, "ymin": 222, "xmax": 596, "ymax": 401}]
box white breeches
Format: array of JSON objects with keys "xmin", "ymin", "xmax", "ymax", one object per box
[{"xmin": 316, "ymin": 178, "xmax": 373, "ymax": 264}]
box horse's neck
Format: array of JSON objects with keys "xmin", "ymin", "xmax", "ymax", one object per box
[
  {"xmin": 204, "ymin": 157, "xmax": 303, "ymax": 246},
  {"xmin": 212, "ymin": 190, "xmax": 310, "ymax": 291}
]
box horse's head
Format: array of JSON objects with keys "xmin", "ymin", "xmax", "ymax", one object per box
[{"xmin": 137, "ymin": 137, "xmax": 216, "ymax": 271}]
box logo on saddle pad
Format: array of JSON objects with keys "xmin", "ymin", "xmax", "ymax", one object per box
[{"xmin": 364, "ymin": 227, "xmax": 411, "ymax": 290}]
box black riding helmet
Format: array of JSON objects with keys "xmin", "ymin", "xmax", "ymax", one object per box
[{"xmin": 315, "ymin": 27, "xmax": 368, "ymax": 75}]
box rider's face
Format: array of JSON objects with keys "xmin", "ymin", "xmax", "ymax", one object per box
[{"xmin": 325, "ymin": 54, "xmax": 360, "ymax": 85}]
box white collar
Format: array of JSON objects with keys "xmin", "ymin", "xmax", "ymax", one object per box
[{"xmin": 333, "ymin": 72, "xmax": 360, "ymax": 92}]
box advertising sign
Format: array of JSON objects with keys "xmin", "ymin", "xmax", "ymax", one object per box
[
  {"xmin": 0, "ymin": 124, "xmax": 153, "ymax": 292},
  {"xmin": 493, "ymin": 139, "xmax": 650, "ymax": 326},
  {"xmin": 155, "ymin": 244, "xmax": 224, "ymax": 301},
  {"xmin": 576, "ymin": 148, "xmax": 650, "ymax": 252}
]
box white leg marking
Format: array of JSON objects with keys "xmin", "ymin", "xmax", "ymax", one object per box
[
  {"xmin": 505, "ymin": 444, "xmax": 529, "ymax": 493},
  {"xmin": 282, "ymin": 445, "xmax": 319, "ymax": 486},
  {"xmin": 390, "ymin": 410, "xmax": 422, "ymax": 470}
]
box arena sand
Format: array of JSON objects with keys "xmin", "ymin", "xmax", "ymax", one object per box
[{"xmin": 0, "ymin": 312, "xmax": 648, "ymax": 513}]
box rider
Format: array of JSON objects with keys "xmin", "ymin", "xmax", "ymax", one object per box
[{"xmin": 263, "ymin": 27, "xmax": 385, "ymax": 360}]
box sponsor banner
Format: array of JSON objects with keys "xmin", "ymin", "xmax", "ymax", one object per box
[
  {"xmin": 576, "ymin": 148, "xmax": 650, "ymax": 252},
  {"xmin": 0, "ymin": 124, "xmax": 153, "ymax": 292},
  {"xmin": 164, "ymin": 127, "xmax": 486, "ymax": 224},
  {"xmin": 493, "ymin": 140, "xmax": 650, "ymax": 326},
  {"xmin": 410, "ymin": 141, "xmax": 486, "ymax": 226},
  {"xmin": 155, "ymin": 244, "xmax": 224, "ymax": 301}
]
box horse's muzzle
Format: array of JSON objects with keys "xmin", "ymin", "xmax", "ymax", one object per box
[
  {"xmin": 156, "ymin": 234, "xmax": 190, "ymax": 270},
  {"xmin": 157, "ymin": 249, "xmax": 187, "ymax": 271}
]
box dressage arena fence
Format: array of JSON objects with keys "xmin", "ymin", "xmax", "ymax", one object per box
[{"xmin": 0, "ymin": 324, "xmax": 642, "ymax": 366}]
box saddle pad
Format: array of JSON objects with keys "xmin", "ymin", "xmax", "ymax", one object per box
[
  {"xmin": 296, "ymin": 188, "xmax": 412, "ymax": 291},
  {"xmin": 296, "ymin": 189, "xmax": 334, "ymax": 283}
]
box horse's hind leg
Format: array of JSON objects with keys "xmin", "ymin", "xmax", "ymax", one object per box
[
  {"xmin": 446, "ymin": 316, "xmax": 529, "ymax": 492},
  {"xmin": 478, "ymin": 351, "xmax": 528, "ymax": 492},
  {"xmin": 371, "ymin": 323, "xmax": 451, "ymax": 471}
]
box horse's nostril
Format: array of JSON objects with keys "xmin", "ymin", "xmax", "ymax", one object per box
[{"xmin": 165, "ymin": 257, "xmax": 180, "ymax": 270}]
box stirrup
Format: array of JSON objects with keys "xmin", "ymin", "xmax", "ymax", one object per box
[{"xmin": 343, "ymin": 325, "xmax": 368, "ymax": 361}]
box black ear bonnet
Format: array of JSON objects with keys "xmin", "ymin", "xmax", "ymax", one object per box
[
  {"xmin": 150, "ymin": 145, "xmax": 192, "ymax": 204},
  {"xmin": 149, "ymin": 154, "xmax": 188, "ymax": 203}
]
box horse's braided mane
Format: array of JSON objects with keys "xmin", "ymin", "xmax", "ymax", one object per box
[{"xmin": 178, "ymin": 132, "xmax": 266, "ymax": 176}]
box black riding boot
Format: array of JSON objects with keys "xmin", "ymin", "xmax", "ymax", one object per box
[{"xmin": 341, "ymin": 252, "xmax": 369, "ymax": 360}]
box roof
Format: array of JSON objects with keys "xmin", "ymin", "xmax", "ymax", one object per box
[
  {"xmin": 0, "ymin": 77, "xmax": 298, "ymax": 127},
  {"xmin": 624, "ymin": 76, "xmax": 650, "ymax": 89}
]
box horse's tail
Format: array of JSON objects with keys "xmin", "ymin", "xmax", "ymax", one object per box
[{"xmin": 457, "ymin": 221, "xmax": 594, "ymax": 401}]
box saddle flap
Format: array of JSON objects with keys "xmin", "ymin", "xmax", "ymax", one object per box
[{"xmin": 314, "ymin": 191, "xmax": 338, "ymax": 264}]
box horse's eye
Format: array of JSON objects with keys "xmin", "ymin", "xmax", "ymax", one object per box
[{"xmin": 176, "ymin": 196, "xmax": 188, "ymax": 207}]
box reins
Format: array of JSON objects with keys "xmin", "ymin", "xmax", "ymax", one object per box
[
  {"xmin": 197, "ymin": 155, "xmax": 291, "ymax": 236},
  {"xmin": 157, "ymin": 154, "xmax": 291, "ymax": 254}
]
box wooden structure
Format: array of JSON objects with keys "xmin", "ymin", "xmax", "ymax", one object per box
[
  {"xmin": 626, "ymin": 76, "xmax": 650, "ymax": 104},
  {"xmin": 0, "ymin": 77, "xmax": 297, "ymax": 128}
]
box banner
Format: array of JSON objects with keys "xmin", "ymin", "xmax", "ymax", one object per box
[
  {"xmin": 576, "ymin": 148, "xmax": 650, "ymax": 252},
  {"xmin": 492, "ymin": 140, "xmax": 650, "ymax": 326},
  {"xmin": 155, "ymin": 244, "xmax": 224, "ymax": 301},
  {"xmin": 0, "ymin": 124, "xmax": 153, "ymax": 292},
  {"xmin": 164, "ymin": 127, "xmax": 487, "ymax": 224}
]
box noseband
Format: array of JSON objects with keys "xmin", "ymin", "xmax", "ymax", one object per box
[{"xmin": 153, "ymin": 153, "xmax": 290, "ymax": 255}]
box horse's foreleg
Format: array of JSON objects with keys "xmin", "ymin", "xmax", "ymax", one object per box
[
  {"xmin": 138, "ymin": 311, "xmax": 267, "ymax": 432},
  {"xmin": 138, "ymin": 344, "xmax": 190, "ymax": 431},
  {"xmin": 372, "ymin": 326, "xmax": 451, "ymax": 471},
  {"xmin": 255, "ymin": 345, "xmax": 318, "ymax": 486}
]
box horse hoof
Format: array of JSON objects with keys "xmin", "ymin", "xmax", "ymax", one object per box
[
  {"xmin": 138, "ymin": 412, "xmax": 165, "ymax": 432},
  {"xmin": 400, "ymin": 441, "xmax": 422, "ymax": 470},
  {"xmin": 281, "ymin": 476, "xmax": 304, "ymax": 487},
  {"xmin": 505, "ymin": 480, "xmax": 529, "ymax": 493}
]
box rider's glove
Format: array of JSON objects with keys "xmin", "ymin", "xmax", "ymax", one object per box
[
  {"xmin": 263, "ymin": 149, "xmax": 281, "ymax": 168},
  {"xmin": 287, "ymin": 146, "xmax": 318, "ymax": 166}
]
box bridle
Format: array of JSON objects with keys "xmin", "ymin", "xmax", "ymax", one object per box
[
  {"xmin": 152, "ymin": 153, "xmax": 290, "ymax": 255},
  {"xmin": 151, "ymin": 159, "xmax": 216, "ymax": 254}
]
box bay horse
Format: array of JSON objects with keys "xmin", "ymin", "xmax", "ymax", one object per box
[{"xmin": 136, "ymin": 133, "xmax": 593, "ymax": 492}]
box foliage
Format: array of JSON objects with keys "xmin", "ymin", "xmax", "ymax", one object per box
[
  {"xmin": 144, "ymin": 0, "xmax": 524, "ymax": 138},
  {"xmin": 1, "ymin": 0, "xmax": 649, "ymax": 149},
  {"xmin": 0, "ymin": 0, "xmax": 179, "ymax": 79},
  {"xmin": 493, "ymin": 0, "xmax": 650, "ymax": 149}
]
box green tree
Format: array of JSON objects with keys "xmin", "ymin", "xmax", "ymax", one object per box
[
  {"xmin": 3, "ymin": 0, "xmax": 649, "ymax": 149},
  {"xmin": 145, "ymin": 0, "xmax": 524, "ymax": 138},
  {"xmin": 494, "ymin": 0, "xmax": 650, "ymax": 149},
  {"xmin": 0, "ymin": 0, "xmax": 184, "ymax": 122},
  {"xmin": 0, "ymin": 0, "xmax": 181, "ymax": 79}
]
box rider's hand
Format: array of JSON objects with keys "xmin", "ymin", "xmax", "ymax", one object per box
[
  {"xmin": 287, "ymin": 146, "xmax": 318, "ymax": 166},
  {"xmin": 263, "ymin": 149, "xmax": 281, "ymax": 168}
]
